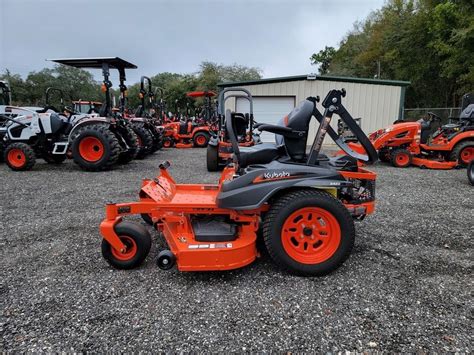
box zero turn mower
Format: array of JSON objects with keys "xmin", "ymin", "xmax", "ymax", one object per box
[
  {"xmin": 206, "ymin": 88, "xmax": 261, "ymax": 171},
  {"xmin": 99, "ymin": 89, "xmax": 378, "ymax": 276}
]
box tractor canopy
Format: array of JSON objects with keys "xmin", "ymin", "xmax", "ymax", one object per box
[{"xmin": 48, "ymin": 57, "xmax": 137, "ymax": 70}]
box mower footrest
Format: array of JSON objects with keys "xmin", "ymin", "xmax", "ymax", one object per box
[{"xmin": 192, "ymin": 218, "xmax": 237, "ymax": 242}]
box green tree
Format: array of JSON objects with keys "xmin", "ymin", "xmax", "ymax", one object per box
[{"xmin": 310, "ymin": 46, "xmax": 336, "ymax": 74}]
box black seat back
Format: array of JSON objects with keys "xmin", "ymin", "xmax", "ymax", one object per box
[{"xmin": 280, "ymin": 100, "xmax": 314, "ymax": 161}]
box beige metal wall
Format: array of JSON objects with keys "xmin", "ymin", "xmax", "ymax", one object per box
[{"xmin": 224, "ymin": 79, "xmax": 402, "ymax": 145}]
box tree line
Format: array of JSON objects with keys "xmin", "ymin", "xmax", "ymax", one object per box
[
  {"xmin": 0, "ymin": 62, "xmax": 262, "ymax": 111},
  {"xmin": 310, "ymin": 0, "xmax": 473, "ymax": 108}
]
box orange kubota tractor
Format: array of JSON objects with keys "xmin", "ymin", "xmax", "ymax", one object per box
[
  {"xmin": 161, "ymin": 91, "xmax": 215, "ymax": 148},
  {"xmin": 339, "ymin": 95, "xmax": 474, "ymax": 169}
]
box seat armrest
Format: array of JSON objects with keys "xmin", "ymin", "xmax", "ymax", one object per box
[{"xmin": 258, "ymin": 124, "xmax": 305, "ymax": 138}]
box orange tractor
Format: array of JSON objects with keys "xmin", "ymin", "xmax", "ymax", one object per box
[
  {"xmin": 338, "ymin": 102, "xmax": 474, "ymax": 169},
  {"xmin": 161, "ymin": 91, "xmax": 216, "ymax": 148}
]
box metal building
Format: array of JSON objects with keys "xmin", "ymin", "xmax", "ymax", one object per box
[{"xmin": 218, "ymin": 74, "xmax": 410, "ymax": 144}]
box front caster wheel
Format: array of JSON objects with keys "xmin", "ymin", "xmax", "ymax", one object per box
[
  {"xmin": 101, "ymin": 221, "xmax": 152, "ymax": 269},
  {"xmin": 157, "ymin": 250, "xmax": 176, "ymax": 270}
]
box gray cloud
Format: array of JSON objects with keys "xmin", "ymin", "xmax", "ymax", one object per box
[{"xmin": 1, "ymin": 0, "xmax": 385, "ymax": 84}]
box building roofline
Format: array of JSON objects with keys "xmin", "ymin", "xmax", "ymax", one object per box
[{"xmin": 218, "ymin": 74, "xmax": 411, "ymax": 88}]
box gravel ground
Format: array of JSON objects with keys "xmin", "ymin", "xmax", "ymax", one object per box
[{"xmin": 1, "ymin": 148, "xmax": 473, "ymax": 352}]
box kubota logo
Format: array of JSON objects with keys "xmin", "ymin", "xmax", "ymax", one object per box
[{"xmin": 263, "ymin": 171, "xmax": 290, "ymax": 179}]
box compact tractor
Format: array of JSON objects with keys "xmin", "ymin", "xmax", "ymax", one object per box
[
  {"xmin": 206, "ymin": 87, "xmax": 261, "ymax": 171},
  {"xmin": 161, "ymin": 91, "xmax": 215, "ymax": 148},
  {"xmin": 98, "ymin": 89, "xmax": 378, "ymax": 276},
  {"xmin": 338, "ymin": 95, "xmax": 474, "ymax": 169}
]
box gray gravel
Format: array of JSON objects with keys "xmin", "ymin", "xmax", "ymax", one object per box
[{"xmin": 1, "ymin": 148, "xmax": 473, "ymax": 352}]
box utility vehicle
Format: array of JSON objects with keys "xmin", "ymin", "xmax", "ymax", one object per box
[{"xmin": 99, "ymin": 89, "xmax": 378, "ymax": 276}]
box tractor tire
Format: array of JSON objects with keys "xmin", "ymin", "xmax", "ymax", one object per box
[
  {"xmin": 193, "ymin": 131, "xmax": 210, "ymax": 148},
  {"xmin": 43, "ymin": 153, "xmax": 67, "ymax": 164},
  {"xmin": 101, "ymin": 221, "xmax": 152, "ymax": 270},
  {"xmin": 206, "ymin": 144, "xmax": 220, "ymax": 171},
  {"xmin": 263, "ymin": 189, "xmax": 355, "ymax": 276},
  {"xmin": 378, "ymin": 148, "xmax": 391, "ymax": 163},
  {"xmin": 117, "ymin": 126, "xmax": 139, "ymax": 164},
  {"xmin": 4, "ymin": 143, "xmax": 36, "ymax": 171},
  {"xmin": 450, "ymin": 141, "xmax": 474, "ymax": 167},
  {"xmin": 468, "ymin": 160, "xmax": 474, "ymax": 186},
  {"xmin": 150, "ymin": 130, "xmax": 163, "ymax": 152},
  {"xmin": 162, "ymin": 137, "xmax": 174, "ymax": 148},
  {"xmin": 391, "ymin": 148, "xmax": 412, "ymax": 168},
  {"xmin": 132, "ymin": 123, "xmax": 154, "ymax": 159},
  {"xmin": 71, "ymin": 124, "xmax": 120, "ymax": 171}
]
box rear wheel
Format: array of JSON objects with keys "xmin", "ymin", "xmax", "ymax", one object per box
[
  {"xmin": 132, "ymin": 123, "xmax": 154, "ymax": 159},
  {"xmin": 468, "ymin": 160, "xmax": 474, "ymax": 186},
  {"xmin": 450, "ymin": 141, "xmax": 474, "ymax": 167},
  {"xmin": 206, "ymin": 144, "xmax": 219, "ymax": 171},
  {"xmin": 117, "ymin": 126, "xmax": 139, "ymax": 164},
  {"xmin": 101, "ymin": 221, "xmax": 152, "ymax": 269},
  {"xmin": 193, "ymin": 131, "xmax": 210, "ymax": 147},
  {"xmin": 4, "ymin": 143, "xmax": 36, "ymax": 171},
  {"xmin": 71, "ymin": 124, "xmax": 120, "ymax": 171},
  {"xmin": 263, "ymin": 189, "xmax": 354, "ymax": 276},
  {"xmin": 391, "ymin": 148, "xmax": 412, "ymax": 168}
]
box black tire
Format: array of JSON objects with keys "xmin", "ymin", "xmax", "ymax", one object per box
[
  {"xmin": 162, "ymin": 137, "xmax": 174, "ymax": 148},
  {"xmin": 150, "ymin": 129, "xmax": 163, "ymax": 152},
  {"xmin": 43, "ymin": 153, "xmax": 67, "ymax": 164},
  {"xmin": 4, "ymin": 142, "xmax": 36, "ymax": 171},
  {"xmin": 391, "ymin": 148, "xmax": 412, "ymax": 168},
  {"xmin": 378, "ymin": 149, "xmax": 391, "ymax": 163},
  {"xmin": 71, "ymin": 124, "xmax": 120, "ymax": 171},
  {"xmin": 117, "ymin": 126, "xmax": 139, "ymax": 164},
  {"xmin": 468, "ymin": 160, "xmax": 474, "ymax": 186},
  {"xmin": 101, "ymin": 221, "xmax": 152, "ymax": 270},
  {"xmin": 263, "ymin": 189, "xmax": 355, "ymax": 276},
  {"xmin": 193, "ymin": 131, "xmax": 210, "ymax": 148},
  {"xmin": 449, "ymin": 141, "xmax": 474, "ymax": 167},
  {"xmin": 132, "ymin": 123, "xmax": 154, "ymax": 159},
  {"xmin": 206, "ymin": 144, "xmax": 219, "ymax": 171}
]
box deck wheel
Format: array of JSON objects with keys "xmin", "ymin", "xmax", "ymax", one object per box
[{"xmin": 391, "ymin": 149, "xmax": 412, "ymax": 168}]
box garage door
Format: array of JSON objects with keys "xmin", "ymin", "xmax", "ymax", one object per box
[{"xmin": 236, "ymin": 96, "xmax": 295, "ymax": 142}]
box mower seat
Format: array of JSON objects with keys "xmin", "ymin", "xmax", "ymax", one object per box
[{"xmin": 239, "ymin": 143, "xmax": 282, "ymax": 168}]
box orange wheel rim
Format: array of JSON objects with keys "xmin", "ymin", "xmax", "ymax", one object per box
[
  {"xmin": 7, "ymin": 149, "xmax": 26, "ymax": 168},
  {"xmin": 281, "ymin": 207, "xmax": 341, "ymax": 264},
  {"xmin": 78, "ymin": 137, "xmax": 104, "ymax": 162},
  {"xmin": 459, "ymin": 147, "xmax": 474, "ymax": 164},
  {"xmin": 195, "ymin": 135, "xmax": 206, "ymax": 145},
  {"xmin": 111, "ymin": 236, "xmax": 137, "ymax": 261},
  {"xmin": 163, "ymin": 140, "xmax": 171, "ymax": 148},
  {"xmin": 396, "ymin": 153, "xmax": 409, "ymax": 165}
]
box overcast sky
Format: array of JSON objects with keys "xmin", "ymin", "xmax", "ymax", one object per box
[{"xmin": 0, "ymin": 0, "xmax": 385, "ymax": 84}]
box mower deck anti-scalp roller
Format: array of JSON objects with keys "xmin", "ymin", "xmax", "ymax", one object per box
[{"xmin": 99, "ymin": 88, "xmax": 379, "ymax": 276}]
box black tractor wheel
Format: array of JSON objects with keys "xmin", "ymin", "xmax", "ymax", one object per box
[
  {"xmin": 101, "ymin": 221, "xmax": 152, "ymax": 270},
  {"xmin": 263, "ymin": 189, "xmax": 355, "ymax": 276},
  {"xmin": 117, "ymin": 126, "xmax": 139, "ymax": 164},
  {"xmin": 193, "ymin": 131, "xmax": 210, "ymax": 148},
  {"xmin": 71, "ymin": 124, "xmax": 120, "ymax": 171},
  {"xmin": 206, "ymin": 144, "xmax": 220, "ymax": 171},
  {"xmin": 4, "ymin": 143, "xmax": 36, "ymax": 171},
  {"xmin": 467, "ymin": 160, "xmax": 474, "ymax": 186},
  {"xmin": 43, "ymin": 153, "xmax": 67, "ymax": 164},
  {"xmin": 391, "ymin": 148, "xmax": 412, "ymax": 168},
  {"xmin": 378, "ymin": 148, "xmax": 391, "ymax": 163},
  {"xmin": 450, "ymin": 141, "xmax": 474, "ymax": 167},
  {"xmin": 162, "ymin": 137, "xmax": 174, "ymax": 148},
  {"xmin": 150, "ymin": 130, "xmax": 163, "ymax": 152},
  {"xmin": 132, "ymin": 123, "xmax": 154, "ymax": 159}
]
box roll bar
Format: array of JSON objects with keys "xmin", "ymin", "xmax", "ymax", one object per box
[{"xmin": 217, "ymin": 88, "xmax": 253, "ymax": 116}]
